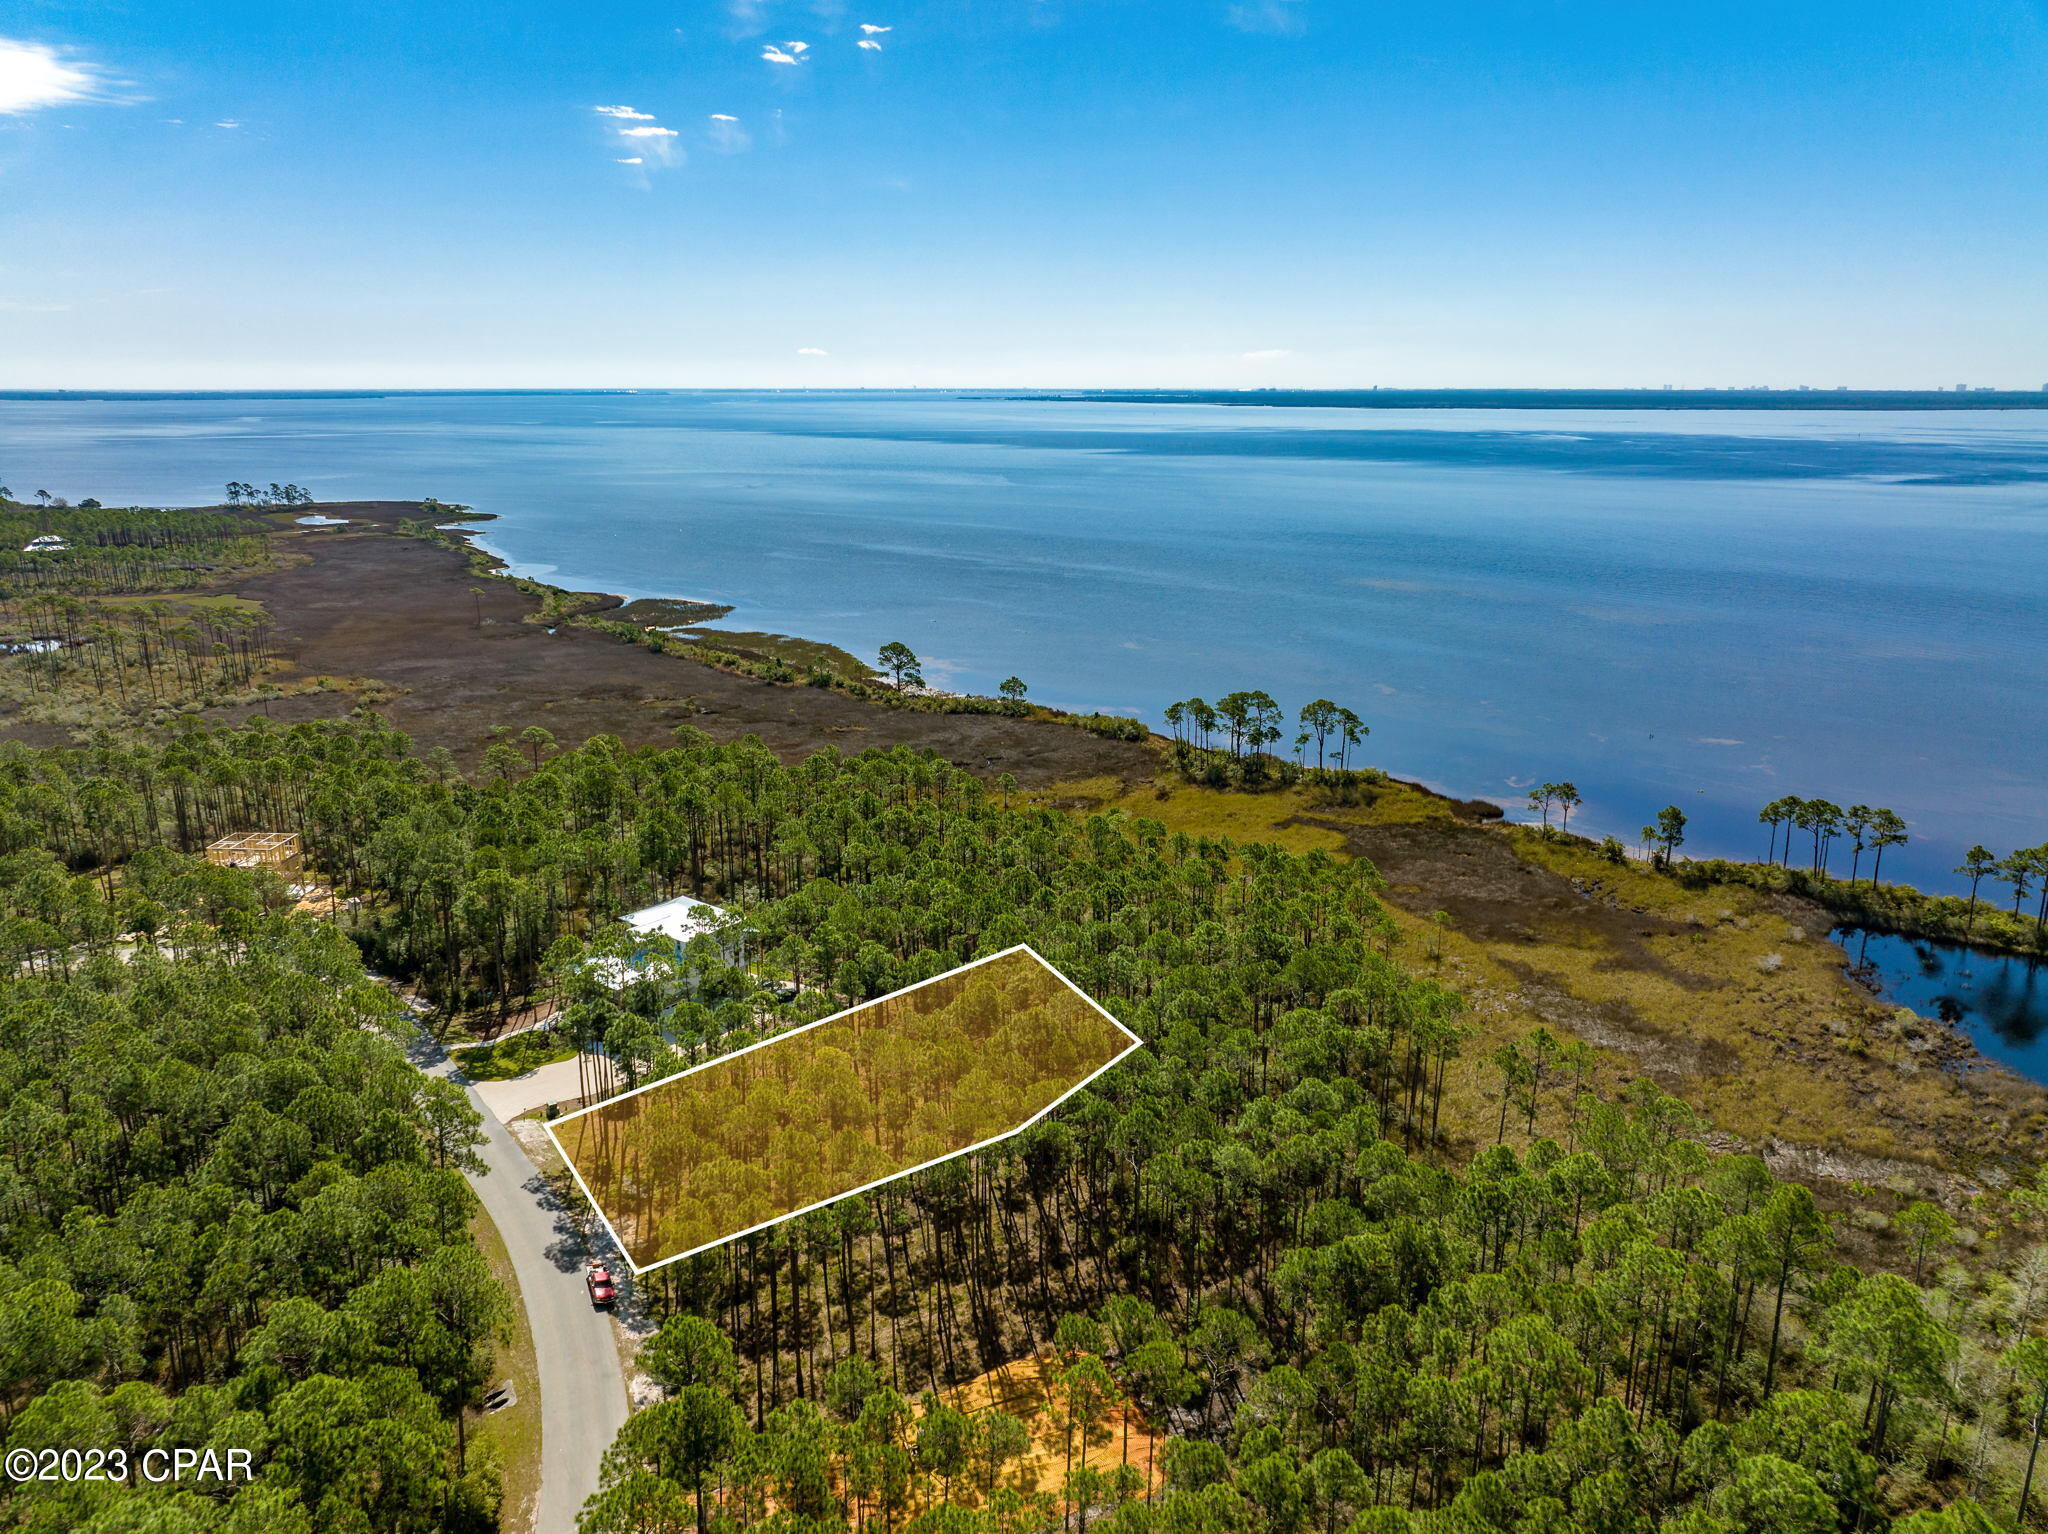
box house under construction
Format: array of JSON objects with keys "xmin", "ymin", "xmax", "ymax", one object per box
[{"xmin": 203, "ymin": 831, "xmax": 303, "ymax": 873}]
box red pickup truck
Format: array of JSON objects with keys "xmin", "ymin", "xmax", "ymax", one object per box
[{"xmin": 586, "ymin": 1263, "xmax": 617, "ymax": 1308}]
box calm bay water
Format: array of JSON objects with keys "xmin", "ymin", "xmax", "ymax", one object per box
[
  {"xmin": 1842, "ymin": 929, "xmax": 2048, "ymax": 1080},
  {"xmin": 3, "ymin": 391, "xmax": 2046, "ymax": 897}
]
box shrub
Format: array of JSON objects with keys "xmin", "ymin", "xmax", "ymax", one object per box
[{"xmin": 1071, "ymin": 713, "xmax": 1149, "ymax": 742}]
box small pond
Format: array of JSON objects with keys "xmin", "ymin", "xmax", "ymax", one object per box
[{"xmin": 1840, "ymin": 927, "xmax": 2048, "ymax": 1082}]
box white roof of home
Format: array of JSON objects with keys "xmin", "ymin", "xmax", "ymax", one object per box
[
  {"xmin": 623, "ymin": 894, "xmax": 726, "ymax": 944},
  {"xmin": 587, "ymin": 896, "xmax": 731, "ymax": 989}
]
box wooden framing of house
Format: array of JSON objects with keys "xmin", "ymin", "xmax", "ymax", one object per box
[{"xmin": 203, "ymin": 831, "xmax": 303, "ymax": 872}]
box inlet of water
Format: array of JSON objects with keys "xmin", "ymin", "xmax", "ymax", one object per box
[{"xmin": 1840, "ymin": 926, "xmax": 2048, "ymax": 1082}]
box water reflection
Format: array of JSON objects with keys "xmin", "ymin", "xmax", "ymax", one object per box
[{"xmin": 1841, "ymin": 926, "xmax": 2048, "ymax": 1079}]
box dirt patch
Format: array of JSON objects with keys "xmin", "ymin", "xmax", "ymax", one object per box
[
  {"xmin": 8, "ymin": 502, "xmax": 1160, "ymax": 788},
  {"xmin": 1488, "ymin": 958, "xmax": 1743, "ymax": 1085},
  {"xmin": 1751, "ymin": 1137, "xmax": 1977, "ymax": 1205},
  {"xmin": 1312, "ymin": 816, "xmax": 1701, "ymax": 973},
  {"xmin": 0, "ymin": 716, "xmax": 78, "ymax": 750},
  {"xmin": 939, "ymin": 1352, "xmax": 1165, "ymax": 1501}
]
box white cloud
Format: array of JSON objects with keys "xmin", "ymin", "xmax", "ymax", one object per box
[
  {"xmin": 785, "ymin": 40, "xmax": 810, "ymax": 52},
  {"xmin": 608, "ymin": 119, "xmax": 680, "ymax": 168},
  {"xmin": 214, "ymin": 119, "xmax": 242, "ymax": 129},
  {"xmin": 761, "ymin": 45, "xmax": 804, "ymax": 64},
  {"xmin": 594, "ymin": 105, "xmax": 656, "ymax": 120},
  {"xmin": 0, "ymin": 38, "xmax": 104, "ymax": 115},
  {"xmin": 1225, "ymin": 0, "xmax": 1306, "ymax": 35},
  {"xmin": 1240, "ymin": 348, "xmax": 1293, "ymax": 361},
  {"xmin": 857, "ymin": 38, "xmax": 882, "ymax": 50},
  {"xmin": 797, "ymin": 347, "xmax": 829, "ymax": 356},
  {"xmin": 709, "ymin": 112, "xmax": 738, "ymax": 121},
  {"xmin": 859, "ymin": 22, "xmax": 891, "ymax": 33},
  {"xmin": 707, "ymin": 113, "xmax": 750, "ymax": 152}
]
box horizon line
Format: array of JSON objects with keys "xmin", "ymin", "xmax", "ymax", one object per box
[{"xmin": 4, "ymin": 385, "xmax": 2046, "ymax": 400}]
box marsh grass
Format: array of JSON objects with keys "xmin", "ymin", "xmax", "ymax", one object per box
[{"xmin": 1041, "ymin": 774, "xmax": 2039, "ymax": 1175}]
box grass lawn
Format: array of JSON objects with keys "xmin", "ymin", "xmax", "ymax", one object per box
[
  {"xmin": 466, "ymin": 1200, "xmax": 542, "ymax": 1534},
  {"xmin": 453, "ymin": 1028, "xmax": 581, "ymax": 1081}
]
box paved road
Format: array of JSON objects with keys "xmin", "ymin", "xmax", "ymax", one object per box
[
  {"xmin": 472, "ymin": 1051, "xmax": 613, "ymax": 1124},
  {"xmin": 418, "ymin": 1041, "xmax": 631, "ymax": 1533}
]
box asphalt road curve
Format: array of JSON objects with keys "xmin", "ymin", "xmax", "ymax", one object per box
[{"xmin": 418, "ymin": 1039, "xmax": 630, "ymax": 1533}]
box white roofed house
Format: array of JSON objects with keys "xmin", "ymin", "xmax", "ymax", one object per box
[
  {"xmin": 626, "ymin": 894, "xmax": 728, "ymax": 950},
  {"xmin": 588, "ymin": 893, "xmax": 738, "ymax": 994},
  {"xmin": 558, "ymin": 893, "xmax": 788, "ymax": 1104},
  {"xmin": 472, "ymin": 896, "xmax": 742, "ymax": 1122}
]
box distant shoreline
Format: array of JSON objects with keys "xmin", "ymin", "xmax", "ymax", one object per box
[
  {"xmin": 1036, "ymin": 388, "xmax": 2048, "ymax": 412},
  {"xmin": 4, "ymin": 386, "xmax": 2045, "ymax": 409}
]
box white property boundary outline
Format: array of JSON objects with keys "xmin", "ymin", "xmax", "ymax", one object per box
[{"xmin": 543, "ymin": 943, "xmax": 1144, "ymax": 1276}]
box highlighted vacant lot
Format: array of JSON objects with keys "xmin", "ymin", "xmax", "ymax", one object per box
[
  {"xmin": 936, "ymin": 1352, "xmax": 1166, "ymax": 1503},
  {"xmin": 549, "ymin": 945, "xmax": 1140, "ymax": 1271}
]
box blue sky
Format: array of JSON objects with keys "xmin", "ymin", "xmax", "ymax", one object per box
[{"xmin": 2, "ymin": 0, "xmax": 2045, "ymax": 388}]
